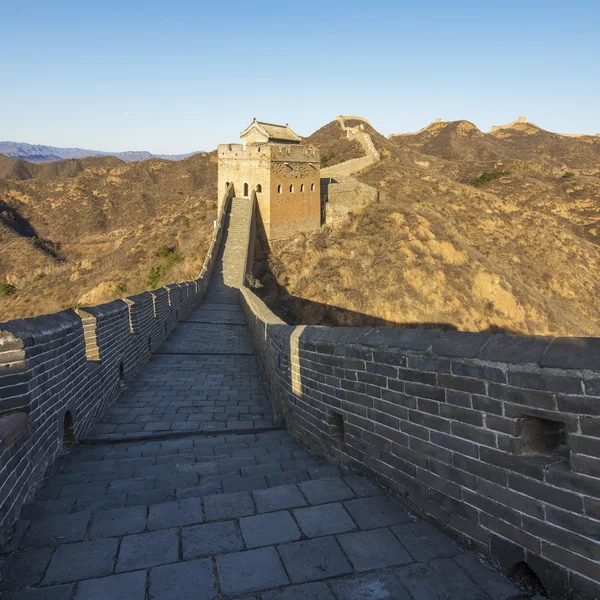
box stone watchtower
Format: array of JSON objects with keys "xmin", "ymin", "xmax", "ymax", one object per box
[{"xmin": 218, "ymin": 120, "xmax": 321, "ymax": 240}]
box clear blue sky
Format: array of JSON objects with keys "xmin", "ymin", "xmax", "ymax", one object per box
[{"xmin": 2, "ymin": 0, "xmax": 599, "ymax": 153}]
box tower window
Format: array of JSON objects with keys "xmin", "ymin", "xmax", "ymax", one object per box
[
  {"xmin": 256, "ymin": 184, "xmax": 262, "ymax": 193},
  {"xmin": 290, "ymin": 184, "xmax": 294, "ymax": 193},
  {"xmin": 300, "ymin": 184, "xmax": 305, "ymax": 192},
  {"xmin": 311, "ymin": 183, "xmax": 315, "ymax": 191},
  {"xmin": 277, "ymin": 185, "xmax": 282, "ymax": 194}
]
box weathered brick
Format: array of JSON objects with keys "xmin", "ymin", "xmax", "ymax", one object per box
[
  {"xmin": 479, "ymin": 448, "xmax": 547, "ymax": 480},
  {"xmin": 438, "ymin": 374, "xmax": 487, "ymax": 395},
  {"xmin": 440, "ymin": 404, "xmax": 483, "ymax": 426},
  {"xmin": 397, "ymin": 368, "xmax": 436, "ymax": 386},
  {"xmin": 462, "ymin": 489, "xmax": 521, "ymax": 527},
  {"xmin": 557, "ymin": 394, "xmax": 600, "ymax": 416},
  {"xmin": 381, "ymin": 388, "xmax": 415, "ymax": 409},
  {"xmin": 451, "ymin": 363, "xmax": 505, "ymax": 383},
  {"xmin": 429, "ymin": 459, "xmax": 477, "ymax": 490},
  {"xmin": 404, "ymin": 382, "xmax": 445, "ymax": 402},
  {"xmin": 488, "ymin": 383, "xmax": 556, "ymax": 411},
  {"xmin": 445, "ymin": 390, "xmax": 471, "ymax": 408},
  {"xmin": 409, "ymin": 438, "xmax": 452, "ymax": 464},
  {"xmin": 507, "ymin": 372, "xmax": 581, "ymax": 394},
  {"xmin": 507, "ymin": 473, "xmax": 583, "ymax": 512},
  {"xmin": 541, "ymin": 542, "xmax": 600, "ymax": 582},
  {"xmin": 453, "ymin": 454, "xmax": 507, "ymax": 486},
  {"xmin": 408, "ymin": 410, "xmax": 450, "ymax": 433},
  {"xmin": 406, "ymin": 356, "xmax": 450, "ymax": 373},
  {"xmin": 478, "ymin": 334, "xmax": 551, "ymax": 364},
  {"xmin": 541, "ymin": 338, "xmax": 600, "ymax": 371},
  {"xmin": 430, "ymin": 431, "xmax": 479, "ymax": 458},
  {"xmin": 480, "ymin": 512, "xmax": 540, "ymax": 553},
  {"xmin": 569, "ymin": 434, "xmax": 600, "ymax": 457},
  {"xmin": 570, "ymin": 453, "xmax": 600, "ymax": 477},
  {"xmin": 546, "ymin": 463, "xmax": 600, "ymax": 498},
  {"xmin": 450, "ymin": 422, "xmax": 496, "ymax": 446},
  {"xmin": 366, "ymin": 362, "xmax": 397, "ymax": 378},
  {"xmin": 584, "ymin": 379, "xmax": 600, "ymax": 396}
]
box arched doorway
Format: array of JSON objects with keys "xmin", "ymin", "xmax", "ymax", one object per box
[{"xmin": 244, "ymin": 183, "xmax": 249, "ymax": 197}]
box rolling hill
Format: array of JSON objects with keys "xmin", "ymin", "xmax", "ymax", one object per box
[
  {"xmin": 0, "ymin": 141, "xmax": 197, "ymax": 163},
  {"xmin": 2, "ymin": 117, "xmax": 600, "ymax": 337},
  {"xmin": 254, "ymin": 118, "xmax": 600, "ymax": 337},
  {"xmin": 0, "ymin": 152, "xmax": 217, "ymax": 320}
]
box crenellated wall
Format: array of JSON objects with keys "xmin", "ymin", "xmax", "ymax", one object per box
[
  {"xmin": 0, "ymin": 190, "xmax": 233, "ymax": 542},
  {"xmin": 240, "ymin": 288, "xmax": 600, "ymax": 599},
  {"xmin": 237, "ymin": 198, "xmax": 600, "ymax": 600}
]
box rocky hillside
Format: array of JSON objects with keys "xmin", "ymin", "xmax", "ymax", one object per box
[
  {"xmin": 303, "ymin": 122, "xmax": 365, "ymax": 167},
  {"xmin": 0, "ymin": 153, "xmax": 217, "ymax": 321},
  {"xmin": 255, "ymin": 118, "xmax": 600, "ymax": 337}
]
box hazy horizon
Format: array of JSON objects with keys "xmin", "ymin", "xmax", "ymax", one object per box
[{"xmin": 2, "ymin": 0, "xmax": 599, "ymax": 154}]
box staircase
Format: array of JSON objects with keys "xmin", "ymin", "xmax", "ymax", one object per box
[{"xmin": 222, "ymin": 197, "xmax": 254, "ymax": 289}]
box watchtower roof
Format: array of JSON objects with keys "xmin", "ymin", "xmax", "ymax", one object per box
[{"xmin": 240, "ymin": 119, "xmax": 302, "ymax": 144}]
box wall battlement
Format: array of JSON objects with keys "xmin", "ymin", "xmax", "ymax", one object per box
[
  {"xmin": 235, "ymin": 199, "xmax": 600, "ymax": 600},
  {"xmin": 218, "ymin": 143, "xmax": 319, "ymax": 162},
  {"xmin": 0, "ymin": 191, "xmax": 233, "ymax": 542}
]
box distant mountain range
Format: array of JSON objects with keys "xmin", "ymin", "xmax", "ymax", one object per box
[{"xmin": 0, "ymin": 141, "xmax": 197, "ymax": 163}]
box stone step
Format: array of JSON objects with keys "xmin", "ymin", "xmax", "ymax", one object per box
[{"xmin": 22, "ymin": 465, "xmax": 343, "ymax": 520}]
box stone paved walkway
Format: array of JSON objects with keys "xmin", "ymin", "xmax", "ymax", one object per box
[
  {"xmin": 0, "ymin": 203, "xmax": 526, "ymax": 599},
  {"xmin": 87, "ymin": 226, "xmax": 275, "ymax": 442}
]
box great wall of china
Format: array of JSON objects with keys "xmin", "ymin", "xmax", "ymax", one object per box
[
  {"xmin": 0, "ymin": 136, "xmax": 599, "ymax": 598},
  {"xmin": 389, "ymin": 116, "xmax": 600, "ymax": 138}
]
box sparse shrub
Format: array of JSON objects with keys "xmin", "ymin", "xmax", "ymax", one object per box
[
  {"xmin": 147, "ymin": 245, "xmax": 185, "ymax": 288},
  {"xmin": 147, "ymin": 266, "xmax": 163, "ymax": 288},
  {"xmin": 182, "ymin": 217, "xmax": 190, "ymax": 227},
  {"xmin": 164, "ymin": 249, "xmax": 184, "ymax": 270},
  {"xmin": 470, "ymin": 170, "xmax": 510, "ymax": 187},
  {"xmin": 34, "ymin": 272, "xmax": 46, "ymax": 281},
  {"xmin": 0, "ymin": 283, "xmax": 16, "ymax": 296},
  {"xmin": 562, "ymin": 171, "xmax": 575, "ymax": 179},
  {"xmin": 115, "ymin": 282, "xmax": 127, "ymax": 293},
  {"xmin": 321, "ymin": 153, "xmax": 335, "ymax": 167},
  {"xmin": 158, "ymin": 245, "xmax": 174, "ymax": 258}
]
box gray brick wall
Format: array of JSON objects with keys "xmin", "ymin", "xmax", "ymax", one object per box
[
  {"xmin": 240, "ymin": 295, "xmax": 600, "ymax": 599},
  {"xmin": 0, "ymin": 193, "xmax": 233, "ymax": 544}
]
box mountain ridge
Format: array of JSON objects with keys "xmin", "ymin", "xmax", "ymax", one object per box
[{"xmin": 0, "ymin": 141, "xmax": 198, "ymax": 163}]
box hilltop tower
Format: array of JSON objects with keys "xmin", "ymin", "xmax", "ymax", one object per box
[{"xmin": 218, "ymin": 120, "xmax": 321, "ymax": 240}]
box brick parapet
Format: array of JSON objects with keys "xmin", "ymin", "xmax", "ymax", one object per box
[
  {"xmin": 239, "ymin": 283, "xmax": 600, "ymax": 599},
  {"xmin": 0, "ymin": 188, "xmax": 234, "ymax": 543}
]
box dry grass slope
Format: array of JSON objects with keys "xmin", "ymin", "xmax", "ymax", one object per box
[
  {"xmin": 257, "ymin": 119, "xmax": 600, "ymax": 336},
  {"xmin": 0, "ymin": 153, "xmax": 217, "ymax": 320},
  {"xmin": 303, "ymin": 121, "xmax": 365, "ymax": 167}
]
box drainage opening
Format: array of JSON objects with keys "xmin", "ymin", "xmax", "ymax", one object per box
[
  {"xmin": 63, "ymin": 411, "xmax": 76, "ymax": 448},
  {"xmin": 516, "ymin": 416, "xmax": 568, "ymax": 458},
  {"xmin": 329, "ymin": 410, "xmax": 345, "ymax": 440},
  {"xmin": 510, "ymin": 562, "xmax": 546, "ymax": 596},
  {"xmin": 119, "ymin": 362, "xmax": 125, "ymax": 388}
]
